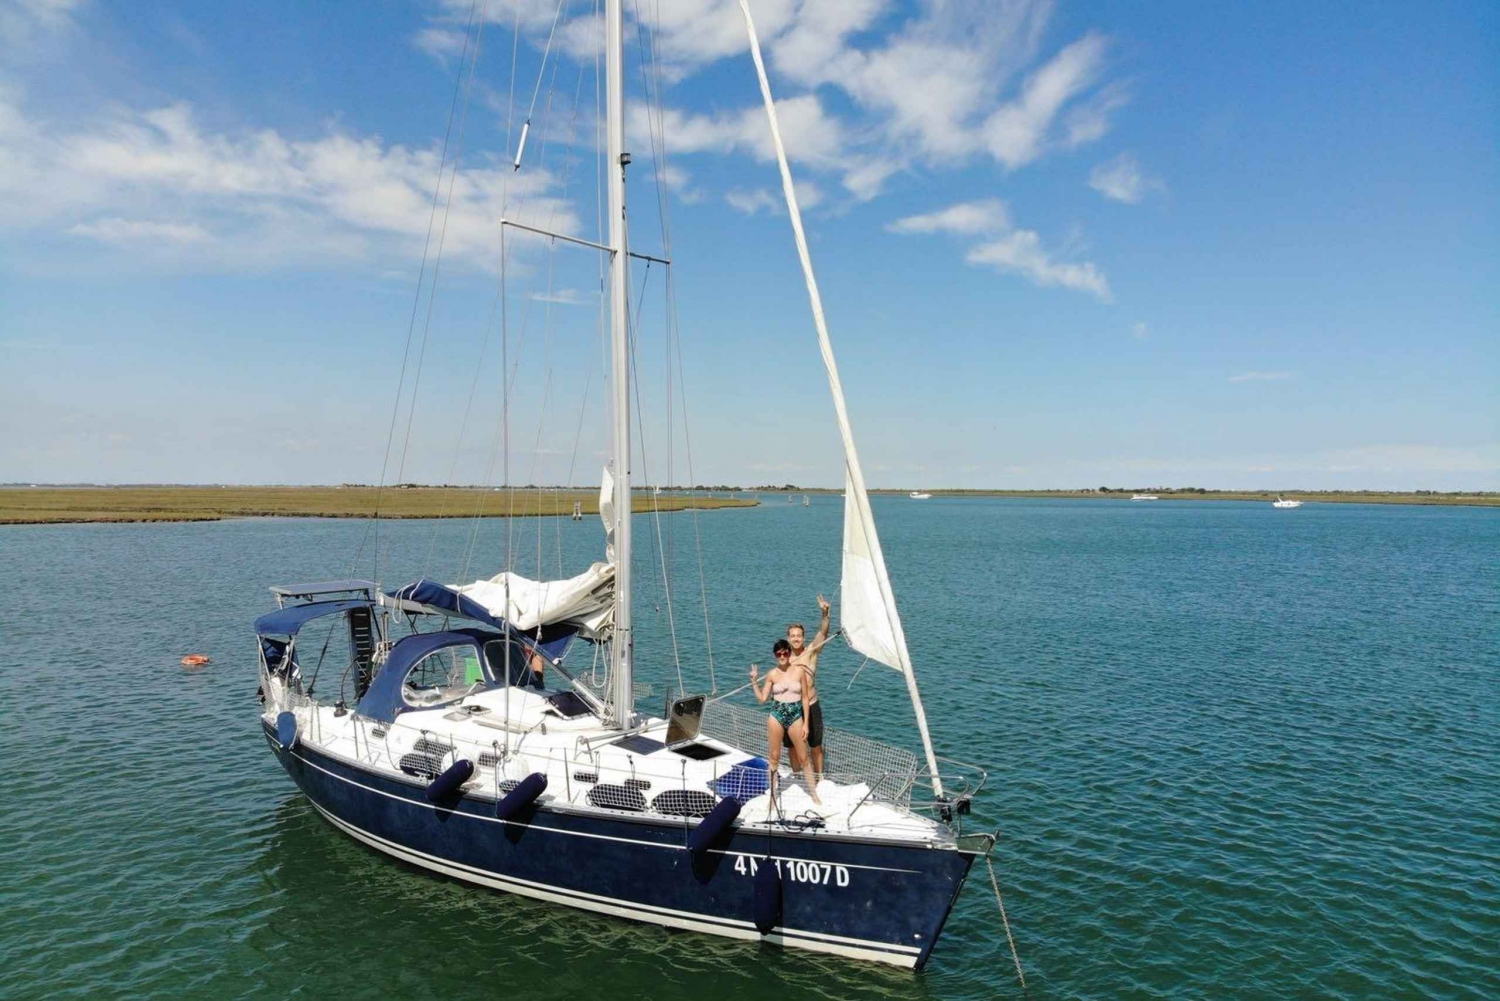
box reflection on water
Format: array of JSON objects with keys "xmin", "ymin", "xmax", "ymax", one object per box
[{"xmin": 1, "ymin": 500, "xmax": 1497, "ymax": 1000}]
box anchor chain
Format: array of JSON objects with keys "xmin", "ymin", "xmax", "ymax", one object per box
[{"xmin": 985, "ymin": 854, "xmax": 1030, "ymax": 997}]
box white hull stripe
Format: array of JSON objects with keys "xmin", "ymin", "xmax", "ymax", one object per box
[
  {"xmin": 309, "ymin": 802, "xmax": 922, "ymax": 966},
  {"xmin": 284, "ymin": 741, "xmax": 922, "ymax": 875}
]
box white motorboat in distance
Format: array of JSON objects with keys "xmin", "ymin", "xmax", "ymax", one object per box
[
  {"xmin": 1273, "ymin": 496, "xmax": 1303, "ymax": 508},
  {"xmin": 1130, "ymin": 494, "xmax": 1159, "ymax": 501},
  {"xmin": 909, "ymin": 491, "xmax": 931, "ymax": 500}
]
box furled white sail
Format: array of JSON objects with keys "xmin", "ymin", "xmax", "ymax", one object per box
[
  {"xmin": 739, "ymin": 0, "xmax": 943, "ymax": 795},
  {"xmin": 454, "ymin": 469, "xmax": 618, "ymax": 638},
  {"xmin": 599, "ymin": 465, "xmax": 616, "ymax": 563},
  {"xmin": 455, "ymin": 561, "xmax": 614, "ymax": 638}
]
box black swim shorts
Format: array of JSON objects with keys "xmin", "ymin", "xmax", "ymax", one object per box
[{"xmin": 782, "ymin": 701, "xmax": 825, "ymax": 749}]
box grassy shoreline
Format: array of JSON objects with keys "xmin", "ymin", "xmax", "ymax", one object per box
[
  {"xmin": 2, "ymin": 485, "xmax": 1494, "ymax": 524},
  {"xmin": 0, "ymin": 486, "xmax": 760, "ymax": 525}
]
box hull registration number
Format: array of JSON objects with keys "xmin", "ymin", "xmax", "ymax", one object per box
[{"xmin": 733, "ymin": 854, "xmax": 851, "ymax": 887}]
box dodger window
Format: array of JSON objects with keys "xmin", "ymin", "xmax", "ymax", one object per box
[{"xmin": 402, "ymin": 645, "xmax": 486, "ymax": 707}]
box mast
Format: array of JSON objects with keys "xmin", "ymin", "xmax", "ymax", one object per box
[{"xmin": 605, "ymin": 0, "xmax": 633, "ymax": 727}]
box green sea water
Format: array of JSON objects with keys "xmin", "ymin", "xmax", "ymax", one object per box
[{"xmin": 2, "ymin": 498, "xmax": 1496, "ymax": 999}]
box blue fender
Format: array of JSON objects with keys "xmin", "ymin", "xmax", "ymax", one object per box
[
  {"xmin": 753, "ymin": 858, "xmax": 782, "ymax": 934},
  {"xmin": 497, "ymin": 772, "xmax": 548, "ymax": 820},
  {"xmin": 426, "ymin": 758, "xmax": 475, "ymax": 802},
  {"xmin": 275, "ymin": 711, "xmax": 298, "ymax": 751},
  {"xmin": 686, "ymin": 796, "xmax": 740, "ymax": 854}
]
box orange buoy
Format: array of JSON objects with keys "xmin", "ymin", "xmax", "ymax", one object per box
[{"xmin": 181, "ymin": 654, "xmax": 211, "ymax": 667}]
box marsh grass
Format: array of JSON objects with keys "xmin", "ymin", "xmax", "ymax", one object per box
[{"xmin": 0, "ymin": 486, "xmax": 759, "ymax": 524}]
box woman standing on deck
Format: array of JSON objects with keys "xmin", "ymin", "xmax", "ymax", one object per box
[{"xmin": 750, "ymin": 640, "xmax": 822, "ymax": 807}]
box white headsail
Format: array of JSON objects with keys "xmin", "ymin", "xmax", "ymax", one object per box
[{"xmin": 738, "ymin": 0, "xmax": 944, "ymax": 795}]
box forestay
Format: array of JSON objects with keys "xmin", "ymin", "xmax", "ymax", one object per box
[{"xmin": 738, "ymin": 0, "xmax": 944, "ymax": 795}]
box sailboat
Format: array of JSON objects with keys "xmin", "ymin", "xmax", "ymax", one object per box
[{"xmin": 252, "ymin": 0, "xmax": 992, "ymax": 971}]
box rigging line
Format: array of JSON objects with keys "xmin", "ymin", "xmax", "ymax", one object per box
[
  {"xmin": 351, "ymin": 0, "xmax": 481, "ymax": 582},
  {"xmin": 633, "ymin": 0, "xmax": 712, "ymax": 691},
  {"xmin": 524, "ymin": 0, "xmax": 569, "ymax": 125},
  {"xmin": 459, "ymin": 50, "xmax": 587, "ymax": 584},
  {"xmin": 389, "ymin": 0, "xmax": 489, "ymax": 580},
  {"xmin": 423, "ymin": 10, "xmax": 523, "ymax": 576},
  {"xmin": 452, "ymin": 0, "xmax": 527, "ymax": 586},
  {"xmin": 669, "ymin": 271, "xmax": 716, "ymax": 691},
  {"xmin": 625, "ymin": 260, "xmax": 685, "ymax": 697},
  {"xmin": 534, "ymin": 51, "xmax": 592, "ymax": 581},
  {"xmin": 504, "ymin": 48, "xmax": 567, "ymax": 579},
  {"xmin": 630, "ymin": 0, "xmax": 672, "ymax": 553}
]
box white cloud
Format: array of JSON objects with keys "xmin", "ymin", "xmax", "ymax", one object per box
[
  {"xmin": 68, "ymin": 217, "xmax": 211, "ymax": 244},
  {"xmin": 1228, "ymin": 371, "xmax": 1296, "ymax": 383},
  {"xmin": 1, "ymin": 0, "xmax": 81, "ymax": 48},
  {"xmin": 622, "ymin": 1, "xmax": 1122, "ymax": 200},
  {"xmin": 772, "ymin": 0, "xmax": 1064, "ymax": 167},
  {"xmin": 1132, "ymin": 320, "xmax": 1148, "ymax": 339},
  {"xmin": 414, "ymin": 26, "xmax": 470, "ymax": 61},
  {"xmin": 425, "ymin": 0, "xmax": 799, "ymax": 75},
  {"xmin": 966, "ymin": 230, "xmax": 1112, "ymax": 301},
  {"xmin": 0, "ymin": 91, "xmax": 579, "ymax": 271},
  {"xmin": 1090, "ymin": 152, "xmax": 1163, "ymax": 204},
  {"xmin": 659, "ymin": 164, "xmax": 703, "ymax": 204},
  {"xmin": 529, "ymin": 287, "xmax": 588, "ymax": 305},
  {"xmin": 982, "ymin": 33, "xmax": 1113, "ymax": 170},
  {"xmin": 887, "ymin": 198, "xmax": 1010, "ymax": 236},
  {"xmin": 725, "ymin": 188, "xmax": 778, "ymax": 215},
  {"xmin": 633, "ymin": 94, "xmax": 849, "ymax": 173},
  {"xmin": 793, "ymin": 179, "xmax": 823, "ymax": 209},
  {"xmin": 889, "ymin": 197, "xmax": 1110, "ymax": 301},
  {"xmin": 724, "ymin": 181, "xmax": 820, "ymax": 215}
]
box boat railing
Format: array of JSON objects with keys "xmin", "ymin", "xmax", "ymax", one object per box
[
  {"xmin": 698, "ymin": 699, "xmax": 925, "ymax": 811},
  {"xmin": 264, "ymin": 668, "xmax": 988, "ymax": 834}
]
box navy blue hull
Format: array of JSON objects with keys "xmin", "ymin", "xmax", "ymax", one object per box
[{"xmin": 264, "ymin": 725, "xmax": 975, "ymax": 968}]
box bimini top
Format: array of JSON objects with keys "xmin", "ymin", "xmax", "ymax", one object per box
[
  {"xmin": 355, "ymin": 627, "xmax": 546, "ymax": 724},
  {"xmin": 254, "ymin": 598, "xmax": 373, "ymax": 639}
]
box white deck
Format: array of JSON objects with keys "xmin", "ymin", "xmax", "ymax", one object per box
[{"xmin": 268, "ymin": 686, "xmax": 942, "ymax": 842}]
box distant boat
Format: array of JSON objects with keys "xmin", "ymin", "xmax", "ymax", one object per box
[
  {"xmin": 1130, "ymin": 494, "xmax": 1158, "ymax": 501},
  {"xmin": 803, "ymin": 495, "xmax": 810, "ymax": 506},
  {"xmin": 909, "ymin": 491, "xmax": 932, "ymax": 500},
  {"xmin": 1272, "ymin": 496, "xmax": 1303, "ymax": 509}
]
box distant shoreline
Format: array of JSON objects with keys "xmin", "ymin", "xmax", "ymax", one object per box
[
  {"xmin": 0, "ymin": 486, "xmax": 759, "ymax": 525},
  {"xmin": 2, "ymin": 485, "xmax": 1496, "ymax": 524},
  {"xmin": 866, "ymin": 489, "xmax": 1499, "ymax": 507}
]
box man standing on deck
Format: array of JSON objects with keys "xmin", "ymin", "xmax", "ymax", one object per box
[{"xmin": 785, "ymin": 594, "xmax": 832, "ymax": 780}]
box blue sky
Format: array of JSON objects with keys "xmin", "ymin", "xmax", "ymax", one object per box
[{"xmin": 1, "ymin": 0, "xmax": 1495, "ymax": 490}]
